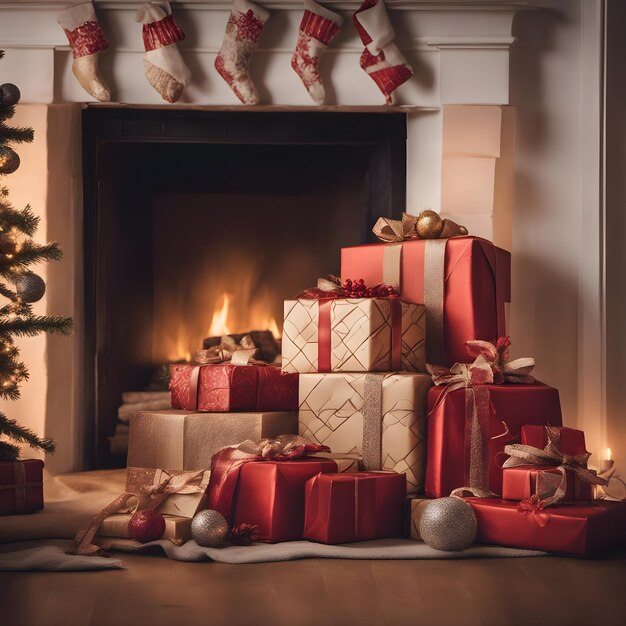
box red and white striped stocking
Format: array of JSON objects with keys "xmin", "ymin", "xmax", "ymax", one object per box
[
  {"xmin": 291, "ymin": 0, "xmax": 342, "ymax": 105},
  {"xmin": 136, "ymin": 2, "xmax": 191, "ymax": 103},
  {"xmin": 57, "ymin": 2, "xmax": 110, "ymax": 102},
  {"xmin": 353, "ymin": 0, "xmax": 413, "ymax": 105},
  {"xmin": 215, "ymin": 0, "xmax": 270, "ymax": 105}
]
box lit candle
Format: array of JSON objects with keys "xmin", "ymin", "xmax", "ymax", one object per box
[{"xmin": 599, "ymin": 447, "xmax": 614, "ymax": 474}]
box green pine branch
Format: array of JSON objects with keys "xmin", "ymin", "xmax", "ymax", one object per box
[
  {"xmin": 10, "ymin": 240, "xmax": 63, "ymax": 268},
  {"xmin": 0, "ymin": 413, "xmax": 55, "ymax": 454},
  {"xmin": 0, "ymin": 106, "xmax": 15, "ymax": 125},
  {"xmin": 0, "ymin": 202, "xmax": 40, "ymax": 237},
  {"xmin": 0, "ymin": 281, "xmax": 16, "ymax": 300},
  {"xmin": 0, "ymin": 440, "xmax": 20, "ymax": 462},
  {"xmin": 0, "ymin": 315, "xmax": 73, "ymax": 339},
  {"xmin": 0, "ymin": 126, "xmax": 34, "ymax": 145}
]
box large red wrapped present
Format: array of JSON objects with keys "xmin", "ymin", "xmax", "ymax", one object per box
[
  {"xmin": 502, "ymin": 465, "xmax": 593, "ymax": 503},
  {"xmin": 303, "ymin": 471, "xmax": 406, "ymax": 544},
  {"xmin": 425, "ymin": 383, "xmax": 562, "ymax": 498},
  {"xmin": 341, "ymin": 236, "xmax": 510, "ymax": 366},
  {"xmin": 231, "ymin": 458, "xmax": 338, "ymax": 543},
  {"xmin": 467, "ymin": 497, "xmax": 626, "ymax": 556},
  {"xmin": 170, "ymin": 363, "xmax": 298, "ymax": 412},
  {"xmin": 0, "ymin": 459, "xmax": 44, "ymax": 515}
]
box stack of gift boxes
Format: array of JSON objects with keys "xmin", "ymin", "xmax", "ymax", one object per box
[{"xmin": 96, "ymin": 230, "xmax": 626, "ymax": 555}]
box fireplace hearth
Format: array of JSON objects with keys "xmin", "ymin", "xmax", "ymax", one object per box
[{"xmin": 82, "ymin": 108, "xmax": 407, "ymax": 468}]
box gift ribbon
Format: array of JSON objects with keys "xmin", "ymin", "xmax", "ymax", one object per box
[
  {"xmin": 207, "ymin": 435, "xmax": 330, "ymax": 522},
  {"xmin": 363, "ymin": 374, "xmax": 384, "ymax": 471},
  {"xmin": 68, "ymin": 470, "xmax": 207, "ymax": 557},
  {"xmin": 502, "ymin": 426, "xmax": 607, "ymax": 507},
  {"xmin": 0, "ymin": 462, "xmax": 43, "ymax": 514}
]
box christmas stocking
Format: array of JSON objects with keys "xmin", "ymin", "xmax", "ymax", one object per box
[
  {"xmin": 352, "ymin": 0, "xmax": 413, "ymax": 105},
  {"xmin": 136, "ymin": 3, "xmax": 191, "ymax": 103},
  {"xmin": 57, "ymin": 2, "xmax": 111, "ymax": 102},
  {"xmin": 291, "ymin": 0, "xmax": 342, "ymax": 105},
  {"xmin": 215, "ymin": 0, "xmax": 270, "ymax": 105}
]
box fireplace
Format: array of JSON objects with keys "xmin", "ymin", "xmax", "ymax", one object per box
[{"xmin": 82, "ymin": 108, "xmax": 407, "ymax": 468}]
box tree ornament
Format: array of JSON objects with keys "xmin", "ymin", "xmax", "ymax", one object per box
[
  {"xmin": 128, "ymin": 509, "xmax": 166, "ymax": 543},
  {"xmin": 57, "ymin": 2, "xmax": 111, "ymax": 102},
  {"xmin": 136, "ymin": 2, "xmax": 191, "ymax": 104},
  {"xmin": 415, "ymin": 210, "xmax": 444, "ymax": 239},
  {"xmin": 191, "ymin": 509, "xmax": 229, "ymax": 547},
  {"xmin": 16, "ymin": 272, "xmax": 46, "ymax": 303},
  {"xmin": 215, "ymin": 0, "xmax": 270, "ymax": 105},
  {"xmin": 419, "ymin": 497, "xmax": 477, "ymax": 551},
  {"xmin": 291, "ymin": 0, "xmax": 342, "ymax": 105},
  {"xmin": 0, "ymin": 146, "xmax": 20, "ymax": 175},
  {"xmin": 0, "ymin": 83, "xmax": 20, "ymax": 107},
  {"xmin": 352, "ymin": 0, "xmax": 413, "ymax": 105}
]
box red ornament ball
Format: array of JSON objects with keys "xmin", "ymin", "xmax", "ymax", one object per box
[{"xmin": 128, "ymin": 509, "xmax": 166, "ymax": 543}]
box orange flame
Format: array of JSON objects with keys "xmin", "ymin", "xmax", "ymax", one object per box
[{"xmin": 208, "ymin": 294, "xmax": 232, "ymax": 337}]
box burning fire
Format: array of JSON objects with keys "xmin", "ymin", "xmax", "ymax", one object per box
[{"xmin": 208, "ymin": 294, "xmax": 232, "ymax": 336}]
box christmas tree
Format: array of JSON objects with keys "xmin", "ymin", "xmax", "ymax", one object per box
[{"xmin": 0, "ymin": 50, "xmax": 72, "ymax": 462}]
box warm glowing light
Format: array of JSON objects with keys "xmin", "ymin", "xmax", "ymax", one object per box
[
  {"xmin": 268, "ymin": 316, "xmax": 281, "ymax": 340},
  {"xmin": 208, "ymin": 294, "xmax": 232, "ymax": 337},
  {"xmin": 606, "ymin": 448, "xmax": 612, "ymax": 461}
]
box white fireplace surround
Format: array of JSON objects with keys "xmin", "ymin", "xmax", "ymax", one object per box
[{"xmin": 0, "ymin": 0, "xmax": 611, "ymax": 477}]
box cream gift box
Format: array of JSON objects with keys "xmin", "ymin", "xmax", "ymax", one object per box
[
  {"xmin": 127, "ymin": 410, "xmax": 298, "ymax": 471},
  {"xmin": 282, "ymin": 297, "xmax": 426, "ymax": 374},
  {"xmin": 298, "ymin": 372, "xmax": 431, "ymax": 493},
  {"xmin": 98, "ymin": 513, "xmax": 191, "ymax": 543}
]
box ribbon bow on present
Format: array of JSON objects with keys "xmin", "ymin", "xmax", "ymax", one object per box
[
  {"xmin": 503, "ymin": 426, "xmax": 607, "ymax": 509},
  {"xmin": 193, "ymin": 334, "xmax": 263, "ymax": 366},
  {"xmin": 372, "ymin": 211, "xmax": 468, "ymax": 242},
  {"xmin": 207, "ymin": 435, "xmax": 330, "ymax": 522},
  {"xmin": 297, "ymin": 275, "xmax": 399, "ymax": 301},
  {"xmin": 465, "ymin": 338, "xmax": 536, "ymax": 384}
]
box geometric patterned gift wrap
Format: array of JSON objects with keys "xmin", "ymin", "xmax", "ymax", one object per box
[
  {"xmin": 282, "ymin": 298, "xmax": 426, "ymax": 374},
  {"xmin": 298, "ymin": 372, "xmax": 431, "ymax": 493}
]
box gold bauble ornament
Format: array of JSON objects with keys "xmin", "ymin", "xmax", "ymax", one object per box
[{"xmin": 415, "ymin": 210, "xmax": 444, "ymax": 239}]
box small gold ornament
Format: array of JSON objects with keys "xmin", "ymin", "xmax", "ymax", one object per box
[{"xmin": 415, "ymin": 210, "xmax": 444, "ymax": 239}]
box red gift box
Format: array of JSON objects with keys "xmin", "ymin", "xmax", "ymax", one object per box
[
  {"xmin": 425, "ymin": 383, "xmax": 562, "ymax": 498},
  {"xmin": 303, "ymin": 471, "xmax": 406, "ymax": 544},
  {"xmin": 0, "ymin": 459, "xmax": 44, "ymax": 515},
  {"xmin": 521, "ymin": 425, "xmax": 586, "ymax": 454},
  {"xmin": 341, "ymin": 236, "xmax": 510, "ymax": 366},
  {"xmin": 170, "ymin": 363, "xmax": 298, "ymax": 412},
  {"xmin": 231, "ymin": 458, "xmax": 337, "ymax": 543},
  {"xmin": 466, "ymin": 497, "xmax": 626, "ymax": 556},
  {"xmin": 502, "ymin": 465, "xmax": 593, "ymax": 502}
]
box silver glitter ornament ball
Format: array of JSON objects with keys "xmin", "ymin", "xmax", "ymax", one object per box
[
  {"xmin": 16, "ymin": 272, "xmax": 46, "ymax": 303},
  {"xmin": 419, "ymin": 497, "xmax": 477, "ymax": 551},
  {"xmin": 191, "ymin": 509, "xmax": 229, "ymax": 547}
]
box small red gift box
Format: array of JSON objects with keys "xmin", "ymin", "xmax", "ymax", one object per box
[
  {"xmin": 466, "ymin": 497, "xmax": 626, "ymax": 556},
  {"xmin": 502, "ymin": 465, "xmax": 593, "ymax": 502},
  {"xmin": 425, "ymin": 383, "xmax": 562, "ymax": 498},
  {"xmin": 170, "ymin": 363, "xmax": 298, "ymax": 412},
  {"xmin": 231, "ymin": 458, "xmax": 338, "ymax": 543},
  {"xmin": 0, "ymin": 459, "xmax": 44, "ymax": 515},
  {"xmin": 521, "ymin": 425, "xmax": 586, "ymax": 454},
  {"xmin": 303, "ymin": 471, "xmax": 406, "ymax": 544},
  {"xmin": 341, "ymin": 236, "xmax": 510, "ymax": 366}
]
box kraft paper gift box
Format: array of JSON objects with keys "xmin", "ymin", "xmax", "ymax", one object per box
[
  {"xmin": 425, "ymin": 383, "xmax": 562, "ymax": 498},
  {"xmin": 298, "ymin": 372, "xmax": 431, "ymax": 493},
  {"xmin": 170, "ymin": 363, "xmax": 298, "ymax": 412},
  {"xmin": 98, "ymin": 513, "xmax": 192, "ymax": 543},
  {"xmin": 0, "ymin": 459, "xmax": 44, "ymax": 515},
  {"xmin": 127, "ymin": 410, "xmax": 298, "ymax": 471},
  {"xmin": 231, "ymin": 458, "xmax": 338, "ymax": 543},
  {"xmin": 125, "ymin": 467, "xmax": 211, "ymax": 517},
  {"xmin": 303, "ymin": 471, "xmax": 406, "ymax": 544},
  {"xmin": 341, "ymin": 236, "xmax": 510, "ymax": 367},
  {"xmin": 466, "ymin": 497, "xmax": 626, "ymax": 557},
  {"xmin": 282, "ymin": 297, "xmax": 426, "ymax": 374},
  {"xmin": 502, "ymin": 465, "xmax": 594, "ymax": 503}
]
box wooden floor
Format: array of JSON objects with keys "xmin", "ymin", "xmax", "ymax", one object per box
[{"xmin": 2, "ymin": 551, "xmax": 626, "ymax": 626}]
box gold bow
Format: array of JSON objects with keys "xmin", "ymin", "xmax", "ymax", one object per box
[
  {"xmin": 372, "ymin": 212, "xmax": 468, "ymax": 242},
  {"xmin": 427, "ymin": 354, "xmax": 495, "ymax": 391},
  {"xmin": 503, "ymin": 426, "xmax": 607, "ymax": 507},
  {"xmin": 465, "ymin": 338, "xmax": 535, "ymax": 384}
]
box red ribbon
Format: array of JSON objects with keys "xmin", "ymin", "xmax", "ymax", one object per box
[{"xmin": 318, "ymin": 299, "xmax": 333, "ymax": 372}]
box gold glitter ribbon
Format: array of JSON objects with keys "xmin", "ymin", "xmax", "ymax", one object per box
[
  {"xmin": 362, "ymin": 373, "xmax": 384, "ymax": 471},
  {"xmin": 502, "ymin": 426, "xmax": 607, "ymax": 507},
  {"xmin": 424, "ymin": 239, "xmax": 447, "ymax": 366}
]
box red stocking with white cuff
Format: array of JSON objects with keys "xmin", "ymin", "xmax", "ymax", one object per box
[
  {"xmin": 352, "ymin": 0, "xmax": 413, "ymax": 105},
  {"xmin": 57, "ymin": 2, "xmax": 111, "ymax": 102},
  {"xmin": 136, "ymin": 2, "xmax": 191, "ymax": 103},
  {"xmin": 291, "ymin": 0, "xmax": 342, "ymax": 105},
  {"xmin": 215, "ymin": 0, "xmax": 270, "ymax": 105}
]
